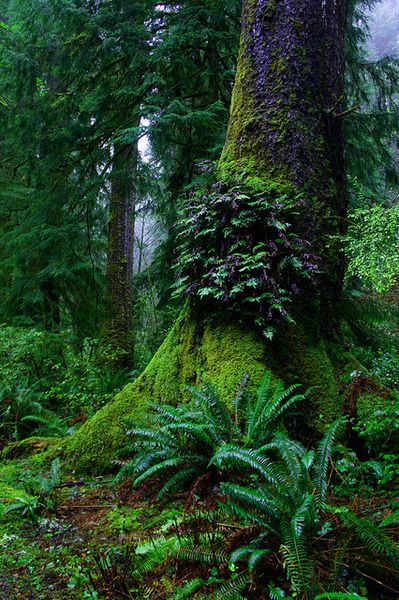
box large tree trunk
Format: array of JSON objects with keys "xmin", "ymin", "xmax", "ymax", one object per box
[
  {"xmin": 64, "ymin": 0, "xmax": 349, "ymax": 473},
  {"xmin": 97, "ymin": 141, "xmax": 138, "ymax": 371},
  {"xmin": 220, "ymin": 0, "xmax": 347, "ymax": 335}
]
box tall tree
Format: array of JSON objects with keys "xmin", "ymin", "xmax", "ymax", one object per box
[{"xmin": 65, "ymin": 0, "xmax": 352, "ymax": 472}]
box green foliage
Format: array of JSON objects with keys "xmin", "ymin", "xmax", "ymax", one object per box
[
  {"xmin": 0, "ymin": 324, "xmax": 131, "ymax": 444},
  {"xmin": 339, "ymin": 510, "xmax": 399, "ymax": 557},
  {"xmin": 174, "ymin": 175, "xmax": 319, "ymax": 338},
  {"xmin": 3, "ymin": 495, "xmax": 42, "ymax": 521},
  {"xmin": 344, "ymin": 205, "xmax": 399, "ymax": 293},
  {"xmin": 116, "ymin": 372, "xmax": 305, "ymax": 499},
  {"xmin": 213, "ymin": 420, "xmax": 344, "ymax": 595},
  {"xmin": 355, "ymin": 393, "xmax": 399, "ymax": 456},
  {"xmin": 171, "ymin": 577, "xmax": 204, "ymax": 599}
]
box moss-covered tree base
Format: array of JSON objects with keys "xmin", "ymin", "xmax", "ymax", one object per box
[{"xmin": 62, "ymin": 307, "xmax": 347, "ymax": 473}]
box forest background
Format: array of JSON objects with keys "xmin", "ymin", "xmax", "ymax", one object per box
[{"xmin": 0, "ymin": 0, "xmax": 399, "ymax": 598}]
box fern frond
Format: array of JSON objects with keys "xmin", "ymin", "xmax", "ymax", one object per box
[
  {"xmin": 133, "ymin": 455, "xmax": 202, "ymax": 487},
  {"xmin": 134, "ymin": 536, "xmax": 179, "ymax": 576},
  {"xmin": 247, "ymin": 548, "xmax": 272, "ymax": 573},
  {"xmin": 313, "ymin": 417, "xmax": 344, "ymax": 510},
  {"xmin": 225, "ymin": 499, "xmax": 277, "ymax": 531},
  {"xmin": 251, "ymin": 383, "xmax": 304, "ymax": 445},
  {"xmin": 339, "ymin": 511, "xmax": 399, "ymax": 556},
  {"xmin": 220, "ymin": 482, "xmax": 281, "ymax": 525},
  {"xmin": 156, "ymin": 467, "xmax": 199, "ymax": 501},
  {"xmin": 165, "ymin": 422, "xmax": 215, "ymax": 449},
  {"xmin": 280, "ymin": 526, "xmax": 313, "ymax": 593},
  {"xmin": 291, "ymin": 492, "xmax": 314, "ymax": 537},
  {"xmin": 215, "ymin": 574, "xmax": 248, "ymax": 599},
  {"xmin": 177, "ymin": 546, "xmax": 228, "ymax": 565},
  {"xmin": 380, "ymin": 509, "xmax": 399, "ymax": 527},
  {"xmin": 171, "ymin": 578, "xmax": 204, "ymax": 599},
  {"xmin": 189, "ymin": 382, "xmax": 233, "ymax": 439},
  {"xmin": 229, "ymin": 545, "xmax": 253, "ymax": 567},
  {"xmin": 210, "ymin": 445, "xmax": 282, "ymax": 488}
]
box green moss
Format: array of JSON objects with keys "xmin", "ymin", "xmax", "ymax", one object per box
[
  {"xmin": 356, "ymin": 393, "xmax": 388, "ymax": 423},
  {"xmin": 1, "ymin": 436, "xmax": 61, "ymax": 460},
  {"xmin": 219, "ymin": 41, "xmax": 257, "ymax": 179},
  {"xmin": 201, "ymin": 320, "xmax": 267, "ymax": 401},
  {"xmin": 271, "ymin": 323, "xmax": 340, "ymax": 432}
]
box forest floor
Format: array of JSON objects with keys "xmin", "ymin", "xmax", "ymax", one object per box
[
  {"xmin": 0, "ymin": 452, "xmax": 165, "ymax": 599},
  {"xmin": 1, "ymin": 444, "xmax": 399, "ymax": 599},
  {"xmin": 0, "ymin": 453, "xmax": 236, "ymax": 600}
]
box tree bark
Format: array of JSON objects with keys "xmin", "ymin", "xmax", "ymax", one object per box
[
  {"xmin": 98, "ymin": 140, "xmax": 138, "ymax": 371},
  {"xmin": 220, "ymin": 0, "xmax": 347, "ymax": 335}
]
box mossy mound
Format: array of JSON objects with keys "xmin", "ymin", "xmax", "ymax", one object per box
[
  {"xmin": 62, "ymin": 307, "xmax": 345, "ymax": 474},
  {"xmin": 1, "ymin": 436, "xmax": 61, "ymax": 460},
  {"xmin": 63, "ymin": 309, "xmax": 268, "ymax": 473}
]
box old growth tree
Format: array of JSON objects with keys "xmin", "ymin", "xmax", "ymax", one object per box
[{"xmin": 65, "ymin": 0, "xmax": 349, "ymax": 471}]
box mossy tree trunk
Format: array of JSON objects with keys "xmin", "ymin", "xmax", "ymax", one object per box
[
  {"xmin": 65, "ymin": 0, "xmax": 349, "ymax": 472},
  {"xmin": 220, "ymin": 0, "xmax": 347, "ymax": 336},
  {"xmin": 98, "ymin": 140, "xmax": 138, "ymax": 371}
]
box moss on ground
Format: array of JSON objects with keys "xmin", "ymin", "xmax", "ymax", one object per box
[{"xmin": 1, "ymin": 436, "xmax": 61, "ymax": 460}]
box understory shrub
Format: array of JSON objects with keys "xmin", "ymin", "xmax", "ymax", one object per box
[{"xmin": 0, "ymin": 325, "xmax": 132, "ymax": 444}]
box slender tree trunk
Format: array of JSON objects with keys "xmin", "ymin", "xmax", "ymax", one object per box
[
  {"xmin": 98, "ymin": 139, "xmax": 138, "ymax": 371},
  {"xmin": 42, "ymin": 278, "xmax": 60, "ymax": 332}
]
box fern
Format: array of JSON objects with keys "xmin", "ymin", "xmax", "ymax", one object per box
[
  {"xmin": 172, "ymin": 578, "xmax": 204, "ymax": 599},
  {"xmin": 116, "ymin": 371, "xmax": 305, "ymax": 500},
  {"xmin": 380, "ymin": 509, "xmax": 399, "ymax": 527},
  {"xmin": 218, "ymin": 422, "xmax": 344, "ymax": 594},
  {"xmin": 134, "ymin": 535, "xmax": 180, "ymax": 576},
  {"xmin": 339, "ymin": 511, "xmax": 399, "ymax": 556},
  {"xmin": 215, "ymin": 573, "xmax": 249, "ymax": 599},
  {"xmin": 313, "ymin": 417, "xmax": 345, "ymax": 510},
  {"xmin": 280, "ymin": 524, "xmax": 313, "ymax": 593},
  {"xmin": 176, "ymin": 546, "xmax": 228, "ymax": 565}
]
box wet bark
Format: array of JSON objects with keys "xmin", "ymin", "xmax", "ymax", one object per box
[
  {"xmin": 98, "ymin": 139, "xmax": 138, "ymax": 371},
  {"xmin": 221, "ymin": 0, "xmax": 347, "ymax": 336}
]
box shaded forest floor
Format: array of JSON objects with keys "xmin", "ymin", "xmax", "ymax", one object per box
[{"xmin": 1, "ymin": 448, "xmax": 399, "ymax": 600}]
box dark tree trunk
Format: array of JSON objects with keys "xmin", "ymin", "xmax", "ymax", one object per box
[
  {"xmin": 42, "ymin": 278, "xmax": 60, "ymax": 332},
  {"xmin": 220, "ymin": 0, "xmax": 347, "ymax": 336},
  {"xmin": 98, "ymin": 140, "xmax": 138, "ymax": 371}
]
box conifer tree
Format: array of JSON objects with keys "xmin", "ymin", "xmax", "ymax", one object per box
[{"xmin": 65, "ymin": 0, "xmax": 355, "ymax": 472}]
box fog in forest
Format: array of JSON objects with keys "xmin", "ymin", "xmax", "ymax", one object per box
[{"xmin": 368, "ymin": 0, "xmax": 399, "ymax": 57}]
